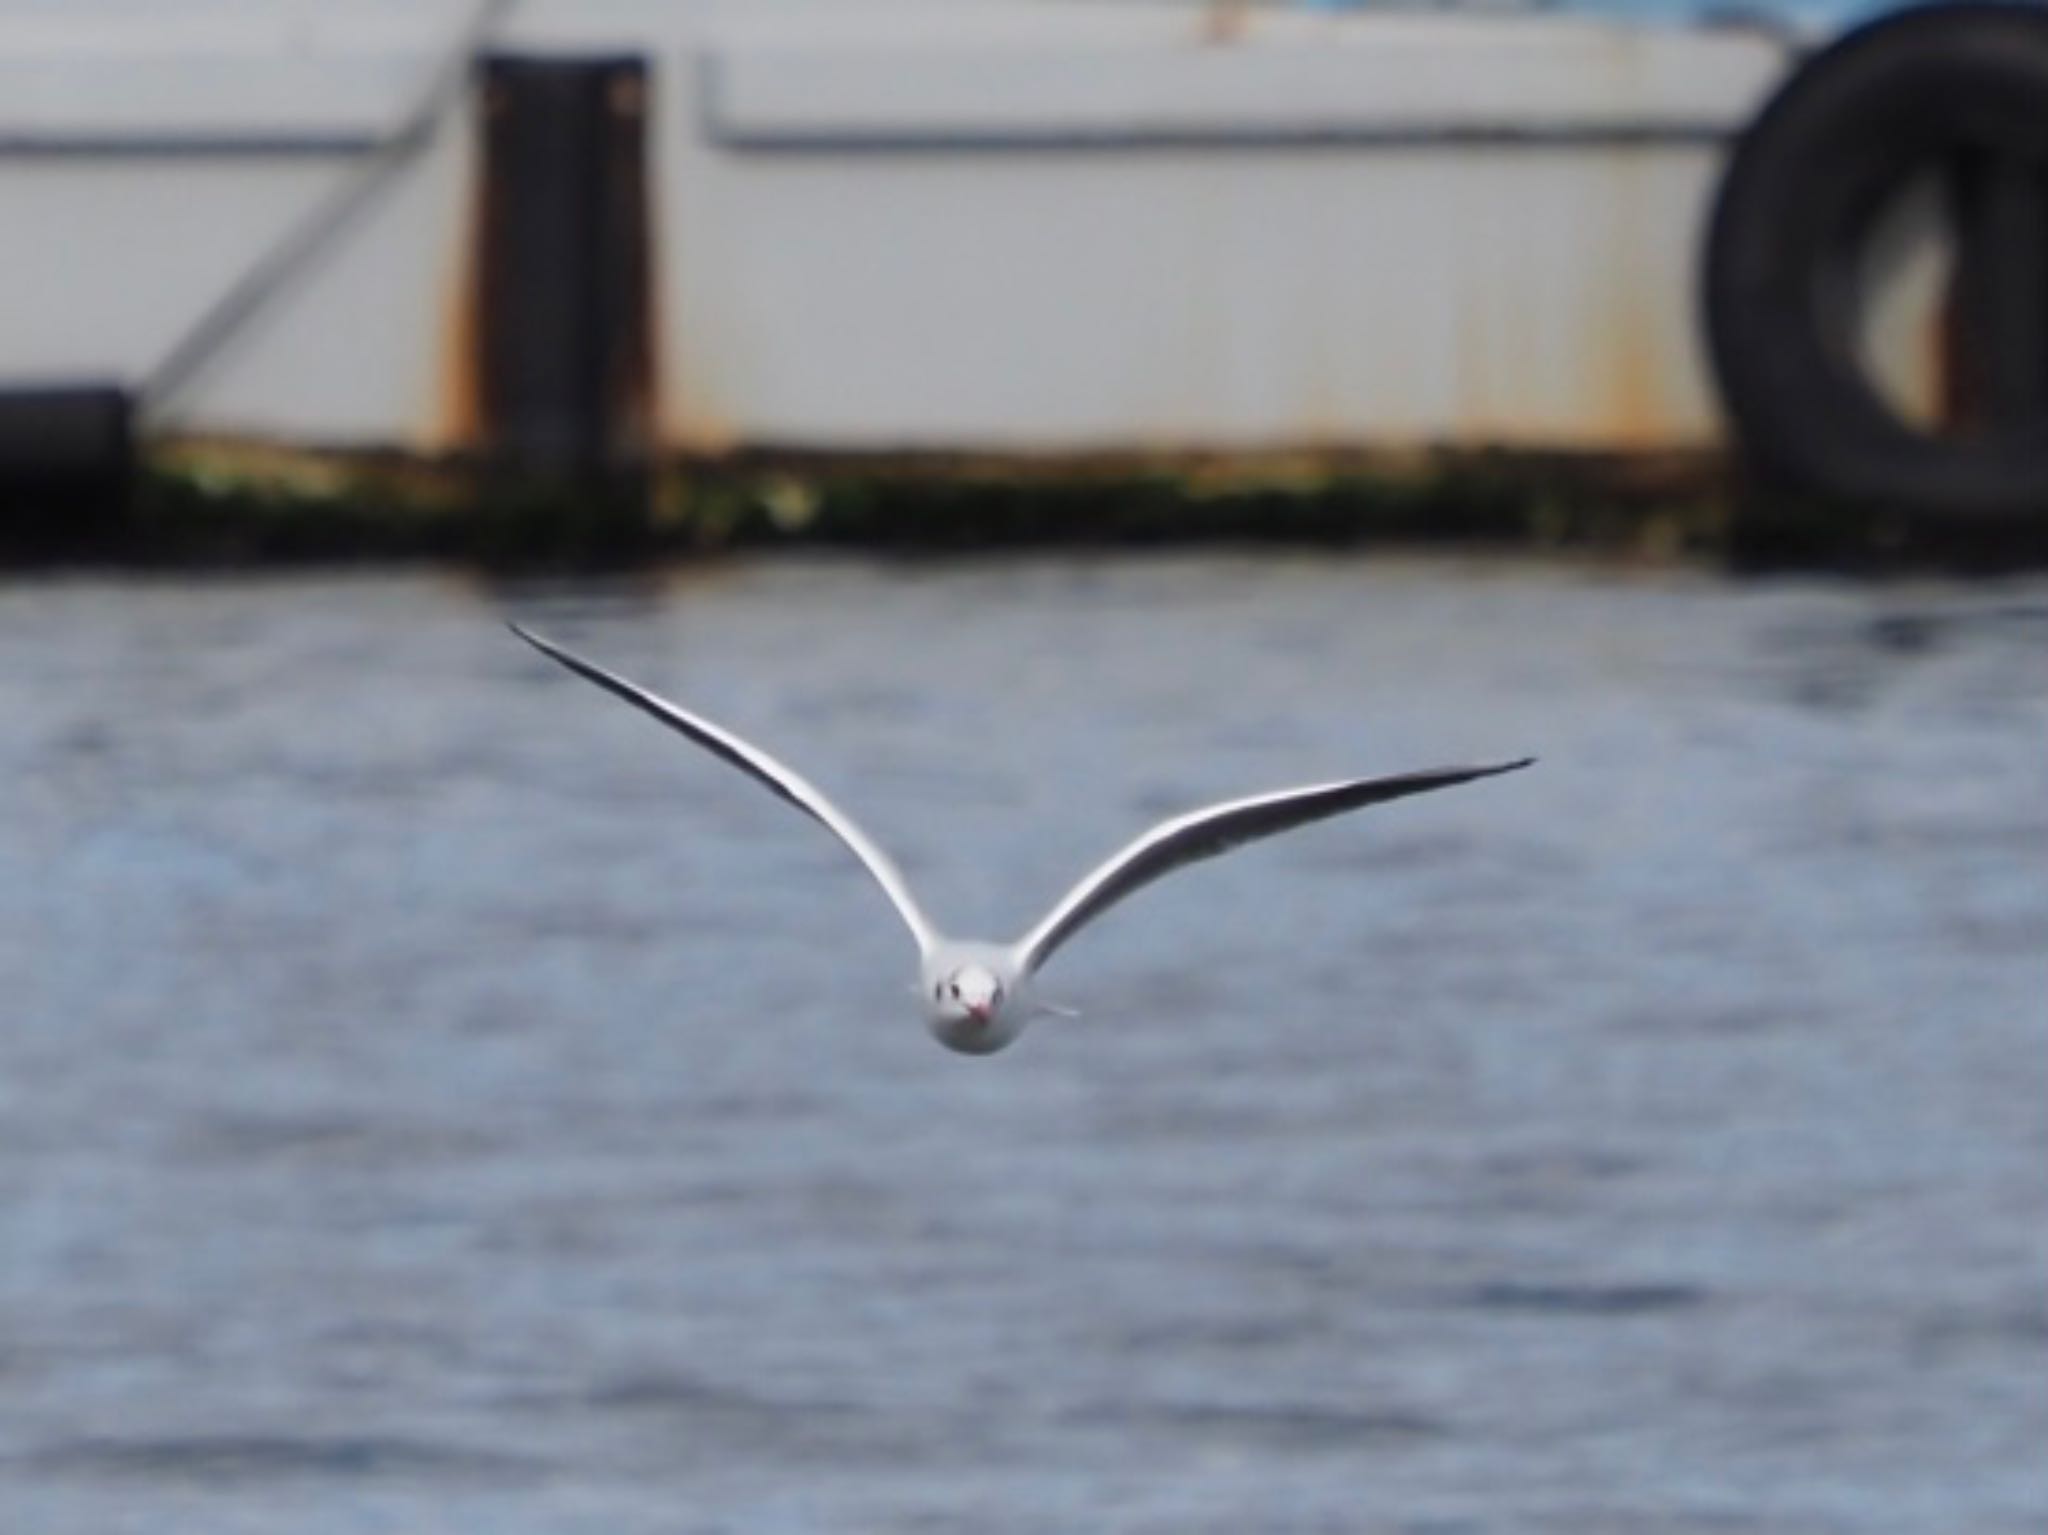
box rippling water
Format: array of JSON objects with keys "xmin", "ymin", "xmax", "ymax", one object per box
[{"xmin": 2, "ymin": 556, "xmax": 2043, "ymax": 1533}]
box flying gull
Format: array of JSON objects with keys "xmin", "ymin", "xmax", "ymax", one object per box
[{"xmin": 511, "ymin": 624, "xmax": 1531, "ymax": 1055}]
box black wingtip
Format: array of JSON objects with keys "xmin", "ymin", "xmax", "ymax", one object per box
[
  {"xmin": 506, "ymin": 621, "xmax": 566, "ymax": 663},
  {"xmin": 507, "ymin": 623, "xmax": 594, "ymax": 683},
  {"xmin": 1458, "ymin": 756, "xmax": 1535, "ymax": 785}
]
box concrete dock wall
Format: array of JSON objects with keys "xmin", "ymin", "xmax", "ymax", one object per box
[{"xmin": 0, "ymin": 1, "xmax": 1805, "ymax": 463}]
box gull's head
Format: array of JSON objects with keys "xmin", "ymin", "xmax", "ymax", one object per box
[{"xmin": 924, "ymin": 963, "xmax": 1015, "ymax": 1055}]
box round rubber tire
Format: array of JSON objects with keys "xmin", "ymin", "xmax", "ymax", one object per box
[{"xmin": 1704, "ymin": 2, "xmax": 2048, "ymax": 519}]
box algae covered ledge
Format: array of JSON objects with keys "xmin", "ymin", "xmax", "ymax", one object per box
[
  {"xmin": 11, "ymin": 436, "xmax": 2025, "ymax": 571},
  {"xmin": 20, "ymin": 438, "xmax": 1754, "ymax": 569}
]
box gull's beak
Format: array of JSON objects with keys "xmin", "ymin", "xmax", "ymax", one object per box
[{"xmin": 966, "ymin": 1002, "xmax": 992, "ymax": 1024}]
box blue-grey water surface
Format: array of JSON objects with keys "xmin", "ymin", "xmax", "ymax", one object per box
[{"xmin": 1, "ymin": 556, "xmax": 2044, "ymax": 1534}]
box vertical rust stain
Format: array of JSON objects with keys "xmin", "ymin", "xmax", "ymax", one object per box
[
  {"xmin": 1599, "ymin": 148, "xmax": 1679, "ymax": 450},
  {"xmin": 1606, "ymin": 301, "xmax": 1665, "ymax": 448},
  {"xmin": 430, "ymin": 64, "xmax": 495, "ymax": 455},
  {"xmin": 606, "ymin": 62, "xmax": 658, "ymax": 464}
]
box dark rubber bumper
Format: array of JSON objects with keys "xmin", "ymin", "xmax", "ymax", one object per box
[{"xmin": 1704, "ymin": 2, "xmax": 2048, "ymax": 520}]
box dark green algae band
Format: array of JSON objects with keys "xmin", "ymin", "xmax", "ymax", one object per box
[{"xmin": 3, "ymin": 447, "xmax": 2039, "ymax": 570}]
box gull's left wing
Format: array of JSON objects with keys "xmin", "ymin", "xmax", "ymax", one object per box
[
  {"xmin": 1009, "ymin": 759, "xmax": 1533, "ymax": 975},
  {"xmin": 509, "ymin": 624, "xmax": 940, "ymax": 955}
]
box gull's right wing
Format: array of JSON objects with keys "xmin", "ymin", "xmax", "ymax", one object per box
[
  {"xmin": 1010, "ymin": 759, "xmax": 1533, "ymax": 976},
  {"xmin": 510, "ymin": 624, "xmax": 939, "ymax": 955}
]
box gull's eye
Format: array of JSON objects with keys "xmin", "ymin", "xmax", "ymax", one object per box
[{"xmin": 948, "ymin": 982, "xmax": 960, "ymax": 998}]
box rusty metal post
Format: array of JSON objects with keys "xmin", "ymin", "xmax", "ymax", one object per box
[{"xmin": 473, "ymin": 55, "xmax": 654, "ymax": 488}]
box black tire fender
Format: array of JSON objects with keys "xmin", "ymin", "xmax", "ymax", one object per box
[{"xmin": 1704, "ymin": 2, "xmax": 2048, "ymax": 519}]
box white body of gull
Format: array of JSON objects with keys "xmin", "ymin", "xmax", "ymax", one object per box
[{"xmin": 512, "ymin": 625, "xmax": 1531, "ymax": 1055}]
